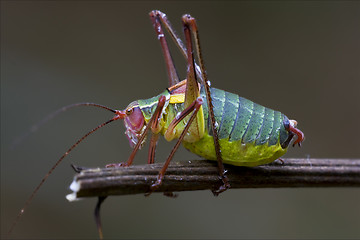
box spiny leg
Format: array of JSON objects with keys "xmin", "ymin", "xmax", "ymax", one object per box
[
  {"xmin": 106, "ymin": 95, "xmax": 167, "ymax": 168},
  {"xmin": 147, "ymin": 131, "xmax": 178, "ymax": 197},
  {"xmin": 148, "ymin": 130, "xmax": 178, "ymax": 197},
  {"xmin": 146, "ymin": 97, "xmax": 204, "ymax": 196},
  {"xmin": 171, "ymin": 13, "xmax": 206, "ymax": 147},
  {"xmin": 149, "ymin": 11, "xmax": 187, "ymax": 61},
  {"xmin": 183, "ymin": 15, "xmax": 230, "ymax": 194},
  {"xmin": 149, "ymin": 11, "xmax": 180, "ymax": 87},
  {"xmin": 148, "ymin": 11, "xmax": 230, "ymax": 193},
  {"xmin": 148, "ymin": 133, "xmax": 159, "ymax": 164},
  {"xmin": 149, "ymin": 10, "xmax": 204, "ymax": 84}
]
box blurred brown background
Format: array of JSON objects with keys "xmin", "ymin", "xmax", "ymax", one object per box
[{"xmin": 1, "ymin": 1, "xmax": 359, "ymax": 239}]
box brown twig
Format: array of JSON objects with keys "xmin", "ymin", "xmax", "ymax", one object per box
[{"xmin": 66, "ymin": 158, "xmax": 360, "ymax": 201}]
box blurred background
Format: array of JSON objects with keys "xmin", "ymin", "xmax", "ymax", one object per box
[{"xmin": 1, "ymin": 1, "xmax": 360, "ymax": 239}]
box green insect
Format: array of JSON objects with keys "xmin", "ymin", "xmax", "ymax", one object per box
[
  {"xmin": 104, "ymin": 10, "xmax": 304, "ymax": 194},
  {"xmin": 9, "ymin": 10, "xmax": 304, "ymax": 236}
]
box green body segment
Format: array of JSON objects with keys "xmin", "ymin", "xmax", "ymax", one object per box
[
  {"xmin": 137, "ymin": 90, "xmax": 171, "ymax": 121},
  {"xmin": 137, "ymin": 90, "xmax": 190, "ymax": 141},
  {"xmin": 138, "ymin": 87, "xmax": 292, "ymax": 167}
]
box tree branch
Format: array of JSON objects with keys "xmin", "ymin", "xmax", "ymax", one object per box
[{"xmin": 66, "ymin": 158, "xmax": 360, "ymax": 201}]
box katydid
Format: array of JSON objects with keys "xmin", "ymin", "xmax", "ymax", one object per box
[{"xmin": 9, "ymin": 10, "xmax": 304, "ymax": 236}]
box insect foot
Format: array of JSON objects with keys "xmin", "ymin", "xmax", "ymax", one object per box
[
  {"xmin": 211, "ymin": 175, "xmax": 231, "ymax": 196},
  {"xmin": 145, "ymin": 174, "xmax": 164, "ymax": 196}
]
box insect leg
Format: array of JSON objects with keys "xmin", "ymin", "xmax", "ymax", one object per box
[
  {"xmin": 106, "ymin": 95, "xmax": 167, "ymax": 168},
  {"xmin": 183, "ymin": 15, "xmax": 230, "ymax": 194},
  {"xmin": 177, "ymin": 14, "xmax": 205, "ymax": 143},
  {"xmin": 147, "ymin": 133, "xmax": 159, "ymax": 164},
  {"xmin": 148, "ymin": 10, "xmax": 204, "ymax": 84},
  {"xmin": 146, "ymin": 97, "xmax": 204, "ymax": 196},
  {"xmin": 95, "ymin": 104, "xmax": 165, "ymax": 237},
  {"xmin": 149, "ymin": 10, "xmax": 180, "ymax": 87},
  {"xmin": 149, "ymin": 11, "xmax": 187, "ymax": 60}
]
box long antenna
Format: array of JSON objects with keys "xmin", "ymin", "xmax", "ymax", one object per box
[
  {"xmin": 8, "ymin": 111, "xmax": 124, "ymax": 235},
  {"xmin": 11, "ymin": 102, "xmax": 117, "ymax": 149}
]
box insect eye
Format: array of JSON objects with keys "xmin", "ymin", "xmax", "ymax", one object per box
[{"xmin": 126, "ymin": 108, "xmax": 133, "ymax": 115}]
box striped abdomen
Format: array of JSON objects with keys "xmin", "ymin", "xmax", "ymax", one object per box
[{"xmin": 201, "ymin": 87, "xmax": 293, "ymax": 149}]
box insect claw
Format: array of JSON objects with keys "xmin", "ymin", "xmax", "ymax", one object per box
[
  {"xmin": 145, "ymin": 174, "xmax": 163, "ymax": 196},
  {"xmin": 144, "ymin": 185, "xmax": 157, "ymax": 197},
  {"xmin": 212, "ymin": 175, "xmax": 231, "ymax": 196}
]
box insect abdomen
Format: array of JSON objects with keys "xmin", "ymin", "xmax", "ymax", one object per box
[
  {"xmin": 201, "ymin": 87, "xmax": 292, "ymax": 148},
  {"xmin": 181, "ymin": 87, "xmax": 292, "ymax": 166}
]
